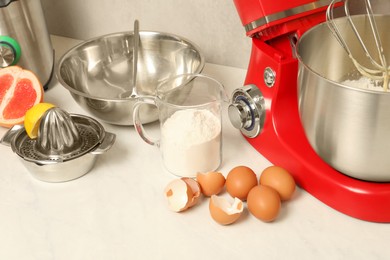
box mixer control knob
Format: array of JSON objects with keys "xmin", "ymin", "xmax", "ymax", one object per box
[
  {"xmin": 228, "ymin": 84, "xmax": 265, "ymax": 138},
  {"xmin": 228, "ymin": 101, "xmax": 252, "ymax": 129}
]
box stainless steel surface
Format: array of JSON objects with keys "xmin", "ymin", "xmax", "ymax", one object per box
[
  {"xmin": 228, "ymin": 85, "xmax": 265, "ymax": 138},
  {"xmin": 263, "ymin": 67, "xmax": 276, "ymax": 87},
  {"xmin": 132, "ymin": 20, "xmax": 140, "ymax": 97},
  {"xmin": 326, "ymin": 0, "xmax": 389, "ymax": 89},
  {"xmin": 244, "ymin": 0, "xmax": 337, "ymax": 34},
  {"xmin": 20, "ymin": 152, "xmax": 97, "ymax": 182},
  {"xmin": 56, "ymin": 31, "xmax": 205, "ymax": 125},
  {"xmin": 0, "ymin": 123, "xmax": 23, "ymax": 146},
  {"xmin": 0, "ymin": 0, "xmax": 53, "ymax": 86},
  {"xmin": 36, "ymin": 108, "xmax": 85, "ymax": 159},
  {"xmin": 119, "ymin": 20, "xmax": 140, "ymax": 98},
  {"xmin": 26, "ymin": 131, "xmax": 114, "ymax": 182},
  {"xmin": 0, "ymin": 112, "xmax": 115, "ymax": 182},
  {"xmin": 0, "ymin": 44, "xmax": 15, "ymax": 67},
  {"xmin": 297, "ymin": 15, "xmax": 390, "ymax": 182},
  {"xmin": 18, "ymin": 112, "xmax": 109, "ymax": 163},
  {"xmin": 90, "ymin": 131, "xmax": 116, "ymax": 155}
]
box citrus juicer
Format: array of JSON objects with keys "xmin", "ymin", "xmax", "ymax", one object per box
[
  {"xmin": 228, "ymin": 0, "xmax": 390, "ymax": 222},
  {"xmin": 1, "ymin": 107, "xmax": 116, "ymax": 182}
]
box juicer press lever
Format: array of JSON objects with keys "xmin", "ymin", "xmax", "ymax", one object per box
[{"xmin": 228, "ymin": 84, "xmax": 265, "ymax": 138}]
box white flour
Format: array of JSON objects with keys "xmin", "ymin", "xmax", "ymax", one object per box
[
  {"xmin": 342, "ymin": 76, "xmax": 387, "ymax": 92},
  {"xmin": 161, "ymin": 109, "xmax": 221, "ymax": 177}
]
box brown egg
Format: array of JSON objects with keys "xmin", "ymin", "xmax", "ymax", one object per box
[
  {"xmin": 260, "ymin": 166, "xmax": 296, "ymax": 201},
  {"xmin": 197, "ymin": 171, "xmax": 226, "ymax": 196},
  {"xmin": 209, "ymin": 195, "xmax": 243, "ymax": 225},
  {"xmin": 226, "ymin": 166, "xmax": 258, "ymax": 201},
  {"xmin": 247, "ymin": 185, "xmax": 281, "ymax": 222}
]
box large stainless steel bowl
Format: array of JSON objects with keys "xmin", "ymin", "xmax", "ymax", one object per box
[
  {"xmin": 297, "ymin": 15, "xmax": 390, "ymax": 182},
  {"xmin": 56, "ymin": 31, "xmax": 205, "ymax": 125}
]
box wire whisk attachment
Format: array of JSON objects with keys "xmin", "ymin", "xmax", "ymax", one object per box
[{"xmin": 326, "ymin": 0, "xmax": 389, "ymax": 90}]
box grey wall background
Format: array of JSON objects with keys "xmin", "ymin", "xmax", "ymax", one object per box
[
  {"xmin": 40, "ymin": 0, "xmax": 390, "ymax": 69},
  {"xmin": 40, "ymin": 0, "xmax": 252, "ymax": 69}
]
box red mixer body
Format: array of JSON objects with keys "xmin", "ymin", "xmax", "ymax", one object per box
[
  {"xmin": 234, "ymin": 0, "xmax": 329, "ymax": 38},
  {"xmin": 232, "ymin": 0, "xmax": 390, "ymax": 222}
]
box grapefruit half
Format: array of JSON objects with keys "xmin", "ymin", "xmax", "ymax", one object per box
[{"xmin": 0, "ymin": 66, "xmax": 43, "ymax": 128}]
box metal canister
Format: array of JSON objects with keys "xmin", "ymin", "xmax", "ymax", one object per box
[{"xmin": 0, "ymin": 0, "xmax": 54, "ymax": 89}]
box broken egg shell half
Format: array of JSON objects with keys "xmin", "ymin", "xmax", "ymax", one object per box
[
  {"xmin": 164, "ymin": 178, "xmax": 201, "ymax": 212},
  {"xmin": 181, "ymin": 177, "xmax": 201, "ymax": 208},
  {"xmin": 209, "ymin": 195, "xmax": 244, "ymax": 225},
  {"xmin": 196, "ymin": 171, "xmax": 226, "ymax": 196}
]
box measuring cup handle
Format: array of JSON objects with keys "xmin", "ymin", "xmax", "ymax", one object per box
[{"xmin": 133, "ymin": 96, "xmax": 160, "ymax": 147}]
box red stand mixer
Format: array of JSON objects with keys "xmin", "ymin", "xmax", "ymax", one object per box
[{"xmin": 229, "ymin": 0, "xmax": 390, "ymax": 222}]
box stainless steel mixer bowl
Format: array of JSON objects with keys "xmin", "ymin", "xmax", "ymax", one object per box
[
  {"xmin": 297, "ymin": 14, "xmax": 390, "ymax": 182},
  {"xmin": 56, "ymin": 31, "xmax": 205, "ymax": 125}
]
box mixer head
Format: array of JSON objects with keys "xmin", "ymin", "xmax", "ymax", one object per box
[{"xmin": 234, "ymin": 0, "xmax": 341, "ymax": 40}]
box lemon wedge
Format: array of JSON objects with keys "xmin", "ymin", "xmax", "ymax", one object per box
[{"xmin": 24, "ymin": 102, "xmax": 56, "ymax": 139}]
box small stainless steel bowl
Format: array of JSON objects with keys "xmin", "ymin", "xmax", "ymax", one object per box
[{"xmin": 56, "ymin": 31, "xmax": 205, "ymax": 125}]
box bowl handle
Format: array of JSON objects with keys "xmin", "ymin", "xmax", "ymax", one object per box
[
  {"xmin": 133, "ymin": 96, "xmax": 160, "ymax": 147},
  {"xmin": 91, "ymin": 132, "xmax": 116, "ymax": 155},
  {"xmin": 0, "ymin": 124, "xmax": 24, "ymax": 147}
]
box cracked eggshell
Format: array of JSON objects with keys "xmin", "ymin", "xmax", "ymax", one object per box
[
  {"xmin": 196, "ymin": 171, "xmax": 226, "ymax": 196},
  {"xmin": 209, "ymin": 195, "xmax": 244, "ymax": 225},
  {"xmin": 181, "ymin": 177, "xmax": 201, "ymax": 208},
  {"xmin": 164, "ymin": 178, "xmax": 194, "ymax": 212}
]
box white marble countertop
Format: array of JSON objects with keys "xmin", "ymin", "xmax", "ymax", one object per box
[{"xmin": 0, "ymin": 35, "xmax": 389, "ymax": 260}]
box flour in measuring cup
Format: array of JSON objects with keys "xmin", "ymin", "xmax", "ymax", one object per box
[{"xmin": 161, "ymin": 109, "xmax": 222, "ymax": 177}]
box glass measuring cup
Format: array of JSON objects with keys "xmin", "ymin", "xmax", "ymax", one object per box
[{"xmin": 133, "ymin": 74, "xmax": 228, "ymax": 177}]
